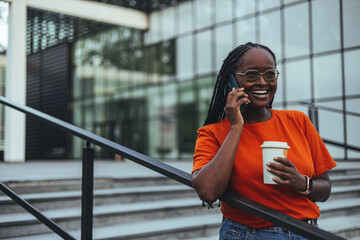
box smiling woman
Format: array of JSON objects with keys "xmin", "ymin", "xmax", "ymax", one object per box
[{"xmin": 191, "ymin": 42, "xmax": 337, "ymax": 240}]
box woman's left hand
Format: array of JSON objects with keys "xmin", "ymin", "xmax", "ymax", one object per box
[{"xmin": 266, "ymin": 157, "xmax": 306, "ymax": 192}]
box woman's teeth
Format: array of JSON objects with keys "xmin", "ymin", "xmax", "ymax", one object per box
[{"xmin": 251, "ymin": 90, "xmax": 268, "ymax": 96}]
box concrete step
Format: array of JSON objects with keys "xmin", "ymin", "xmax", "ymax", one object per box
[
  {"xmin": 0, "ymin": 184, "xmax": 197, "ymax": 214},
  {"xmin": 0, "ymin": 198, "xmax": 221, "ymax": 238},
  {"xmin": 329, "ymin": 185, "xmax": 360, "ymax": 199},
  {"xmin": 5, "ymin": 214, "xmax": 222, "ymax": 240},
  {"xmin": 319, "ymin": 214, "xmax": 360, "ymax": 239},
  {"xmin": 329, "ymin": 161, "xmax": 360, "ymax": 177},
  {"xmin": 330, "ymin": 175, "xmax": 360, "ymax": 186},
  {"xmin": 0, "ymin": 176, "xmax": 179, "ymax": 195},
  {"xmin": 318, "ymin": 197, "xmax": 360, "ymax": 219}
]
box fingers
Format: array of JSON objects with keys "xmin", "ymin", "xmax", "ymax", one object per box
[
  {"xmin": 266, "ymin": 158, "xmax": 304, "ymax": 190},
  {"xmin": 226, "ymin": 88, "xmax": 250, "ymax": 105}
]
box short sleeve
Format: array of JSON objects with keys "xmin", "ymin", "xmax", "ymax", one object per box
[{"xmin": 192, "ymin": 126, "xmax": 221, "ymax": 174}]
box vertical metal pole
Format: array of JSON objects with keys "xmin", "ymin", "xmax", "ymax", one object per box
[
  {"xmin": 81, "ymin": 141, "xmax": 94, "ymax": 240},
  {"xmin": 308, "ymin": 103, "xmax": 319, "ymax": 132}
]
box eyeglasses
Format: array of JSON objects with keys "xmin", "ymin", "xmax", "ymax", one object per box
[{"xmin": 234, "ymin": 69, "xmax": 280, "ymax": 83}]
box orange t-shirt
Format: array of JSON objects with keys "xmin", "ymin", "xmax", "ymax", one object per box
[{"xmin": 192, "ymin": 109, "xmax": 337, "ymax": 228}]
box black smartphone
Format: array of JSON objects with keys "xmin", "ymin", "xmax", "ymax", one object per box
[{"xmin": 226, "ymin": 74, "xmax": 247, "ymax": 114}]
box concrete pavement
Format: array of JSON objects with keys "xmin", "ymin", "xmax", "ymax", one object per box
[{"xmin": 0, "ymin": 159, "xmax": 194, "ymax": 182}]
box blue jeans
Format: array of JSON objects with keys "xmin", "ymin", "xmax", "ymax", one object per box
[{"xmin": 219, "ymin": 217, "xmax": 316, "ymax": 240}]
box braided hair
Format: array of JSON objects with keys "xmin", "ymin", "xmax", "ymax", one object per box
[{"xmin": 203, "ymin": 42, "xmax": 277, "ymax": 126}]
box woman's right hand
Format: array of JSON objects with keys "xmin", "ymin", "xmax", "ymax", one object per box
[{"xmin": 224, "ymin": 88, "xmax": 250, "ymax": 126}]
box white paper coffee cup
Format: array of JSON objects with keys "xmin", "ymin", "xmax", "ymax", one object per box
[{"xmin": 261, "ymin": 141, "xmax": 290, "ymax": 184}]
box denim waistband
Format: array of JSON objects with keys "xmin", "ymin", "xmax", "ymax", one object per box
[{"xmin": 223, "ymin": 217, "xmax": 318, "ymax": 233}]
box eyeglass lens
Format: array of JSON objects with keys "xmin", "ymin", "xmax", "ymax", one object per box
[{"xmin": 245, "ymin": 69, "xmax": 278, "ymax": 82}]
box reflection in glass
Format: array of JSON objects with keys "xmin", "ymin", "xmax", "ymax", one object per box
[
  {"xmin": 197, "ymin": 76, "xmax": 215, "ymax": 127},
  {"xmin": 236, "ymin": 18, "xmax": 256, "ymax": 46},
  {"xmin": 176, "ymin": 35, "xmax": 194, "ymax": 80},
  {"xmin": 196, "ymin": 30, "xmax": 212, "ymax": 75},
  {"xmin": 313, "ymin": 53, "xmax": 342, "ymax": 99},
  {"xmin": 162, "ymin": 7, "xmax": 175, "ymax": 40},
  {"xmin": 318, "ymin": 110, "xmax": 344, "ymax": 158},
  {"xmin": 312, "ymin": 0, "xmax": 340, "ymax": 53},
  {"xmin": 343, "ymin": 0, "xmax": 360, "ymax": 48},
  {"xmin": 344, "ymin": 49, "xmax": 360, "ymax": 96},
  {"xmin": 259, "ymin": 11, "xmax": 282, "ymax": 58},
  {"xmin": 259, "ymin": 0, "xmax": 281, "ymax": 11},
  {"xmin": 346, "ymin": 115, "xmax": 360, "ymax": 148},
  {"xmin": 196, "ymin": 0, "xmax": 213, "ymax": 29},
  {"xmin": 178, "ymin": 1, "xmax": 193, "ymax": 35},
  {"xmin": 215, "ymin": 24, "xmax": 233, "ymax": 70},
  {"xmin": 285, "ymin": 59, "xmax": 311, "ymax": 101},
  {"xmin": 215, "ymin": 0, "xmax": 232, "ymax": 23},
  {"xmin": 284, "ymin": 3, "xmax": 309, "ymax": 58},
  {"xmin": 235, "ymin": 0, "xmax": 255, "ymax": 17}
]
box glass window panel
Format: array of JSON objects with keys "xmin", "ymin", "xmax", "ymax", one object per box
[
  {"xmin": 344, "ymin": 49, "xmax": 360, "ymax": 96},
  {"xmin": 312, "ymin": 0, "xmax": 340, "ymax": 53},
  {"xmin": 259, "ymin": 11, "xmax": 282, "ymax": 58},
  {"xmin": 178, "ymin": 1, "xmax": 193, "ymax": 34},
  {"xmin": 316, "ymin": 100, "xmax": 343, "ymax": 111},
  {"xmin": 284, "ymin": 104, "xmax": 308, "ymax": 115},
  {"xmin": 145, "ymin": 11, "xmax": 160, "ymax": 45},
  {"xmin": 176, "ymin": 35, "xmax": 194, "ymax": 80},
  {"xmin": 163, "ymin": 83, "xmax": 177, "ymax": 108},
  {"xmin": 147, "ymin": 86, "xmax": 161, "ymax": 117},
  {"xmin": 196, "ymin": 0, "xmax": 213, "ymax": 29},
  {"xmin": 285, "ymin": 59, "xmax": 311, "ymax": 101},
  {"xmin": 273, "ymin": 63, "xmax": 283, "ymax": 104},
  {"xmin": 259, "ymin": 0, "xmax": 281, "ymax": 11},
  {"xmin": 348, "ymin": 150, "xmax": 360, "ymax": 159},
  {"xmin": 215, "ymin": 0, "xmax": 232, "ymax": 23},
  {"xmin": 347, "ymin": 115, "xmax": 360, "ymax": 146},
  {"xmin": 346, "ymin": 99, "xmax": 360, "ymax": 114},
  {"xmin": 178, "ymin": 81, "xmax": 197, "ymax": 157},
  {"xmin": 326, "ymin": 145, "xmax": 345, "ymax": 159},
  {"xmin": 284, "ymin": 3, "xmax": 310, "ymax": 58},
  {"xmin": 236, "ymin": 18, "xmax": 256, "ymax": 45},
  {"xmin": 159, "ymin": 84, "xmax": 178, "ymax": 159},
  {"xmin": 235, "ymin": 0, "xmax": 256, "ymax": 17},
  {"xmin": 162, "ymin": 7, "xmax": 175, "ymax": 40},
  {"xmin": 196, "ymin": 30, "xmax": 212, "ymax": 75},
  {"xmin": 196, "ymin": 76, "xmax": 215, "ymax": 126},
  {"xmin": 147, "ymin": 117, "xmax": 161, "ymax": 159},
  {"xmin": 343, "ymin": 0, "xmax": 360, "ymax": 48},
  {"xmin": 318, "ymin": 110, "xmax": 344, "ymax": 143},
  {"xmin": 215, "ymin": 24, "xmax": 233, "ymax": 70},
  {"xmin": 313, "ymin": 53, "xmax": 342, "ymax": 99}
]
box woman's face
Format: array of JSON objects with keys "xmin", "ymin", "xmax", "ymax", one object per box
[{"xmin": 234, "ymin": 48, "xmax": 277, "ymax": 110}]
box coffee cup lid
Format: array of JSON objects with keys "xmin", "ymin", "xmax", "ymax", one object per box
[{"xmin": 261, "ymin": 141, "xmax": 290, "ymax": 149}]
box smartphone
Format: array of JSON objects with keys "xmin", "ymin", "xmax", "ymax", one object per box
[{"xmin": 226, "ymin": 74, "xmax": 247, "ymax": 114}]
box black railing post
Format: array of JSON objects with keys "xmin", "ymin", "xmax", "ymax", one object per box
[
  {"xmin": 81, "ymin": 141, "xmax": 94, "ymax": 240},
  {"xmin": 308, "ymin": 103, "xmax": 319, "ymax": 132}
]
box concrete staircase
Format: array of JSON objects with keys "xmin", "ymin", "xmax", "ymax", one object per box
[
  {"xmin": 0, "ymin": 176, "xmax": 222, "ymax": 240},
  {"xmin": 0, "ymin": 160, "xmax": 359, "ymax": 239},
  {"xmin": 318, "ymin": 161, "xmax": 360, "ymax": 239}
]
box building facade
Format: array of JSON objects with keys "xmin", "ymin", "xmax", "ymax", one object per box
[{"xmin": 1, "ymin": 0, "xmax": 360, "ymax": 161}]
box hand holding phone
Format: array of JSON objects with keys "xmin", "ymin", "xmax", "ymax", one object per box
[{"xmin": 226, "ymin": 74, "xmax": 248, "ymax": 114}]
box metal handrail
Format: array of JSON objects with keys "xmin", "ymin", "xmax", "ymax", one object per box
[
  {"xmin": 304, "ymin": 102, "xmax": 360, "ymax": 153},
  {"xmin": 0, "ymin": 96, "xmax": 344, "ymax": 240}
]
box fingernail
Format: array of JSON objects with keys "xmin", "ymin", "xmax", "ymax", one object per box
[
  {"xmin": 267, "ymin": 168, "xmax": 271, "ymax": 172},
  {"xmin": 266, "ymin": 162, "xmax": 270, "ymax": 166}
]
